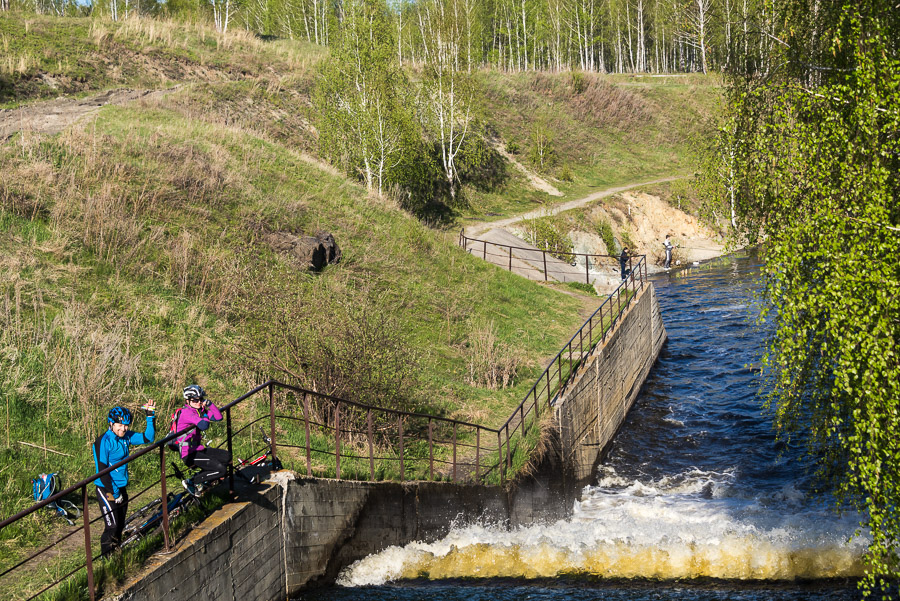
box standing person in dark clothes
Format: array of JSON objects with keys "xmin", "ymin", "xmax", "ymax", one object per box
[
  {"xmin": 93, "ymin": 401, "xmax": 156, "ymax": 556},
  {"xmin": 664, "ymin": 234, "xmax": 674, "ymax": 269},
  {"xmin": 620, "ymin": 247, "xmax": 630, "ymax": 281}
]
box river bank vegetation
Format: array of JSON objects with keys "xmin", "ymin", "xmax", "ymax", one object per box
[{"xmin": 706, "ymin": 0, "xmax": 899, "ymax": 595}]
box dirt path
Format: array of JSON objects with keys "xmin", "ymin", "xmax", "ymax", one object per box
[
  {"xmin": 0, "ymin": 87, "xmax": 180, "ymax": 141},
  {"xmin": 464, "ymin": 175, "xmax": 688, "ymax": 238}
]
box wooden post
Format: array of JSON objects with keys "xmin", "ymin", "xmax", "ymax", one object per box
[
  {"xmin": 543, "ymin": 251, "xmax": 548, "ymax": 281},
  {"xmin": 508, "ymin": 246, "xmax": 513, "ymax": 271}
]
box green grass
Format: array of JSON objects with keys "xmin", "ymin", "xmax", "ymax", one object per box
[
  {"xmin": 463, "ymin": 71, "xmax": 720, "ymax": 218},
  {"xmin": 0, "ymin": 13, "xmax": 708, "ymax": 596}
]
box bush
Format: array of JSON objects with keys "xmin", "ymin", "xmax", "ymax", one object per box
[
  {"xmin": 522, "ymin": 216, "xmax": 573, "ymax": 262},
  {"xmin": 595, "ymin": 218, "xmax": 617, "ymax": 255},
  {"xmin": 505, "ymin": 139, "xmax": 521, "ymax": 155},
  {"xmin": 566, "ymin": 281, "xmax": 597, "ymax": 295},
  {"xmin": 466, "ymin": 321, "xmax": 521, "ymax": 390}
]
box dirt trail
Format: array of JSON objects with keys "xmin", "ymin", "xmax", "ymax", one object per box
[
  {"xmin": 0, "ymin": 87, "xmax": 179, "ymax": 141},
  {"xmin": 465, "ymin": 175, "xmax": 687, "ymax": 238}
]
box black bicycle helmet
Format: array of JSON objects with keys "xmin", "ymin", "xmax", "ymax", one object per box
[
  {"xmin": 108, "ymin": 406, "xmax": 133, "ymax": 425},
  {"xmin": 183, "ymin": 385, "xmax": 206, "ymax": 402}
]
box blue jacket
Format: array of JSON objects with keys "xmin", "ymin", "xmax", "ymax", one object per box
[{"xmin": 92, "ymin": 415, "xmax": 155, "ymax": 497}]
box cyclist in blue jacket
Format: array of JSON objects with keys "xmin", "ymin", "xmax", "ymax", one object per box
[{"xmin": 92, "ymin": 401, "xmax": 155, "ymax": 556}]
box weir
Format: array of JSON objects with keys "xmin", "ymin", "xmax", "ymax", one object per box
[{"xmin": 112, "ymin": 285, "xmax": 667, "ymax": 600}]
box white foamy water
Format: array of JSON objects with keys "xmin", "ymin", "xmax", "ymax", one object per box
[{"xmin": 337, "ymin": 468, "xmax": 867, "ymax": 586}]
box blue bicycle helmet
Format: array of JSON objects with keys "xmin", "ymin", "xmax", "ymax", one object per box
[
  {"xmin": 108, "ymin": 406, "xmax": 132, "ymax": 425},
  {"xmin": 183, "ymin": 385, "xmax": 206, "ymax": 402}
]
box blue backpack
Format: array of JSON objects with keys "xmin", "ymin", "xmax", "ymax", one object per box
[{"xmin": 32, "ymin": 473, "xmax": 80, "ymax": 526}]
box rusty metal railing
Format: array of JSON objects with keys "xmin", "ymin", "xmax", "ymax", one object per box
[
  {"xmin": 491, "ymin": 254, "xmax": 648, "ymax": 481},
  {"xmin": 459, "ymin": 230, "xmax": 641, "ymax": 285},
  {"xmin": 0, "ymin": 250, "xmax": 649, "ymax": 600},
  {"xmin": 0, "ymin": 381, "xmax": 503, "ymax": 601}
]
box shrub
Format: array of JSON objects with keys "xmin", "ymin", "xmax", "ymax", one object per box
[
  {"xmin": 595, "ymin": 218, "xmax": 617, "ymax": 255},
  {"xmin": 522, "ymin": 216, "xmax": 573, "ymax": 262},
  {"xmin": 466, "ymin": 321, "xmax": 521, "ymax": 390}
]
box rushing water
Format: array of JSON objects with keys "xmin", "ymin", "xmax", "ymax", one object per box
[{"xmin": 300, "ymin": 252, "xmax": 867, "ymax": 601}]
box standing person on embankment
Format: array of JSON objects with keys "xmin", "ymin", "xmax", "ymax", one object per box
[
  {"xmin": 620, "ymin": 247, "xmax": 630, "ymax": 281},
  {"xmin": 93, "ymin": 401, "xmax": 156, "ymax": 556}
]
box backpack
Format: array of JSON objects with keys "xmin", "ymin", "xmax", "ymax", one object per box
[
  {"xmin": 32, "ymin": 473, "xmax": 60, "ymax": 503},
  {"xmin": 32, "ymin": 473, "xmax": 81, "ymax": 525},
  {"xmin": 167, "ymin": 407, "xmax": 186, "ymax": 452}
]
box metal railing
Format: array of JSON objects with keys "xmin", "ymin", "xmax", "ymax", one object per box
[
  {"xmin": 0, "ymin": 251, "xmax": 648, "ymax": 601},
  {"xmin": 0, "ymin": 381, "xmax": 504, "ymax": 601},
  {"xmin": 459, "ymin": 230, "xmax": 642, "ymax": 285},
  {"xmin": 485, "ymin": 252, "xmax": 648, "ymax": 479}
]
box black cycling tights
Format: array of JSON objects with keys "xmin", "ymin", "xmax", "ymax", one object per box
[{"xmin": 185, "ymin": 447, "xmax": 231, "ymax": 484}]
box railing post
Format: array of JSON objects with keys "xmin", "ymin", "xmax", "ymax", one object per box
[
  {"xmin": 226, "ymin": 406, "xmax": 234, "ymax": 494},
  {"xmin": 506, "ymin": 425, "xmax": 512, "ymax": 471},
  {"xmin": 475, "ymin": 428, "xmax": 481, "ymax": 481},
  {"xmin": 546, "ymin": 370, "xmax": 552, "ymax": 408},
  {"xmin": 303, "ymin": 393, "xmax": 312, "ymax": 477},
  {"xmin": 368, "ymin": 409, "xmax": 374, "ymax": 480},
  {"xmin": 452, "ymin": 423, "xmax": 458, "ymax": 482},
  {"xmin": 543, "ymin": 251, "xmax": 548, "ymax": 281},
  {"xmin": 643, "ymin": 256, "xmax": 647, "ymax": 287},
  {"xmin": 585, "ymin": 254, "xmax": 590, "ymax": 284},
  {"xmin": 160, "ymin": 446, "xmax": 171, "ymax": 552},
  {"xmin": 520, "ymin": 402, "xmax": 526, "ymax": 437},
  {"xmin": 335, "ymin": 402, "xmax": 341, "ymax": 480},
  {"xmin": 601, "ymin": 302, "xmax": 606, "ymax": 341},
  {"xmin": 428, "ymin": 419, "xmax": 434, "ymax": 481},
  {"xmin": 398, "ymin": 415, "xmax": 404, "ymax": 482},
  {"xmin": 269, "ymin": 383, "xmax": 278, "ymax": 471},
  {"xmin": 589, "ymin": 313, "xmax": 593, "ymax": 347},
  {"xmin": 82, "ymin": 485, "xmax": 95, "ymax": 601},
  {"xmin": 483, "ymin": 240, "xmax": 487, "ymax": 260},
  {"xmin": 508, "ymin": 246, "xmax": 513, "ymax": 272},
  {"xmin": 569, "ymin": 342, "xmax": 573, "ymax": 378},
  {"xmin": 497, "ymin": 431, "xmax": 504, "ymax": 485}
]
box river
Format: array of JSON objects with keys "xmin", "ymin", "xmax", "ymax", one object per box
[{"xmin": 299, "ymin": 251, "xmax": 866, "ymax": 601}]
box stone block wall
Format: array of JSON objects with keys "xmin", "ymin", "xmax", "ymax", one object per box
[{"xmin": 554, "ymin": 284, "xmax": 667, "ymax": 486}]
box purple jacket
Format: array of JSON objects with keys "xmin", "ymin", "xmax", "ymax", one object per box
[{"xmin": 174, "ymin": 403, "xmax": 223, "ymax": 458}]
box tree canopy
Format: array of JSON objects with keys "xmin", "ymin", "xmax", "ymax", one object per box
[{"xmin": 712, "ymin": 0, "xmax": 899, "ymax": 594}]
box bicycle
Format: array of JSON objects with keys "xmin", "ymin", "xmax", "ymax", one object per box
[{"xmin": 120, "ymin": 464, "xmax": 200, "ymax": 548}]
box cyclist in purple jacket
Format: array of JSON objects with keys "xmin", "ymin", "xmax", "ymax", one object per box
[{"xmin": 173, "ymin": 385, "xmax": 230, "ymax": 495}]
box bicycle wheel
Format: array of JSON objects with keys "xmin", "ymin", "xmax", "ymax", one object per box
[{"xmin": 126, "ymin": 497, "xmax": 162, "ymax": 522}]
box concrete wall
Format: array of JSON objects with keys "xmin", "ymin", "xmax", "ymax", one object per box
[
  {"xmin": 113, "ymin": 284, "xmax": 666, "ymax": 601},
  {"xmin": 554, "ymin": 284, "xmax": 667, "ymax": 486}
]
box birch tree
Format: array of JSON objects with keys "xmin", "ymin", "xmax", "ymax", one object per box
[
  {"xmin": 314, "ymin": 0, "xmax": 414, "ymax": 196},
  {"xmin": 418, "ymin": 0, "xmax": 478, "ymax": 201}
]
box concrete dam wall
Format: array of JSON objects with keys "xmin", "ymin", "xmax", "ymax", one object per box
[{"xmin": 115, "ymin": 285, "xmax": 666, "ymax": 601}]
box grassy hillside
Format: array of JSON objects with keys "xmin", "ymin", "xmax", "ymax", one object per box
[{"xmin": 0, "ymin": 13, "xmax": 719, "ymax": 598}]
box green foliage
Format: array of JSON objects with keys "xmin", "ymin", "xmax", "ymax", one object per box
[
  {"xmin": 521, "ymin": 216, "xmax": 573, "ymax": 262},
  {"xmin": 570, "ymin": 71, "xmax": 587, "ymax": 94},
  {"xmin": 312, "ymin": 0, "xmax": 416, "ymax": 197},
  {"xmin": 504, "ymin": 139, "xmax": 520, "ymax": 155},
  {"xmin": 595, "ymin": 218, "xmax": 617, "ymax": 254},
  {"xmin": 565, "ymin": 281, "xmax": 596, "ymax": 296},
  {"xmin": 528, "ymin": 117, "xmax": 556, "ymax": 170},
  {"xmin": 712, "ymin": 0, "xmax": 900, "ymax": 594}
]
